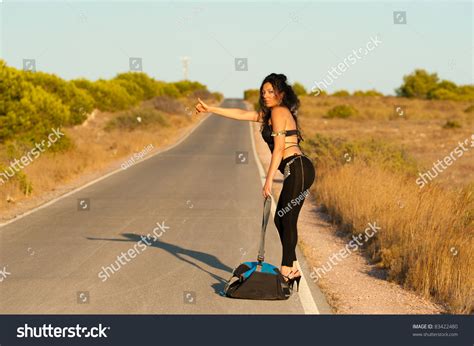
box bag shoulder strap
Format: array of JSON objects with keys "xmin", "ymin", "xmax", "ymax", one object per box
[{"xmin": 257, "ymin": 196, "xmax": 271, "ymax": 264}]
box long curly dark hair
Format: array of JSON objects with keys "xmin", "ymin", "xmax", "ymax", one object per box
[{"xmin": 258, "ymin": 73, "xmax": 303, "ymax": 143}]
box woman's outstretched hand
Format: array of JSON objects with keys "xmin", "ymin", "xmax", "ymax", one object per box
[{"xmin": 194, "ymin": 97, "xmax": 211, "ymax": 115}]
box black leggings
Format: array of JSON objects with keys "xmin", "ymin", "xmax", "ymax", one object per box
[{"xmin": 274, "ymin": 154, "xmax": 316, "ymax": 267}]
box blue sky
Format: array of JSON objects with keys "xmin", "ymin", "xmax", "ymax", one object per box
[{"xmin": 1, "ymin": 1, "xmax": 472, "ymax": 97}]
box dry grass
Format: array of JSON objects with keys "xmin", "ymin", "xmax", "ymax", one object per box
[
  {"xmin": 298, "ymin": 95, "xmax": 474, "ymax": 187},
  {"xmin": 300, "ymin": 94, "xmax": 473, "ymax": 122},
  {"xmin": 314, "ymin": 161, "xmax": 473, "ymax": 313}
]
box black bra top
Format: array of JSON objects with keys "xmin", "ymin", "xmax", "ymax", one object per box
[{"xmin": 261, "ymin": 122, "xmax": 301, "ymax": 153}]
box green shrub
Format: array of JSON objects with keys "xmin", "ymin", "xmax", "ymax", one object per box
[
  {"xmin": 442, "ymin": 120, "xmax": 462, "ymax": 129},
  {"xmin": 0, "ymin": 162, "xmax": 33, "ymax": 195},
  {"xmin": 332, "ymin": 90, "xmax": 350, "ymax": 97},
  {"xmin": 453, "ymin": 85, "xmax": 474, "ymax": 102},
  {"xmin": 324, "ymin": 104, "xmax": 358, "ymax": 119},
  {"xmin": 22, "ymin": 71, "xmax": 94, "ymax": 125},
  {"xmin": 0, "ymin": 62, "xmax": 71, "ymax": 144},
  {"xmin": 309, "ymin": 88, "xmax": 327, "ymax": 96},
  {"xmin": 4, "ymin": 126, "xmax": 74, "ymax": 163},
  {"xmin": 114, "ymin": 72, "xmax": 159, "ymax": 99},
  {"xmin": 155, "ymin": 81, "xmax": 181, "ymax": 98},
  {"xmin": 428, "ymin": 86, "xmax": 474, "ymax": 101},
  {"xmin": 190, "ymin": 89, "xmax": 212, "ymax": 99},
  {"xmin": 104, "ymin": 107, "xmax": 169, "ymax": 132},
  {"xmin": 353, "ymin": 89, "xmax": 384, "ymax": 97},
  {"xmin": 114, "ymin": 78, "xmax": 146, "ymax": 101},
  {"xmin": 72, "ymin": 79, "xmax": 138, "ymax": 112},
  {"xmin": 292, "ymin": 82, "xmax": 307, "ymax": 96},
  {"xmin": 305, "ymin": 133, "xmax": 419, "ymax": 175},
  {"xmin": 396, "ymin": 69, "xmax": 474, "ymax": 101},
  {"xmin": 212, "ymin": 92, "xmax": 224, "ymax": 102},
  {"xmin": 152, "ymin": 96, "xmax": 185, "ymax": 114},
  {"xmin": 171, "ymin": 80, "xmax": 206, "ymax": 97},
  {"xmin": 244, "ymin": 89, "xmax": 260, "ymax": 101},
  {"xmin": 18, "ymin": 170, "xmax": 33, "ymax": 195},
  {"xmin": 0, "ymin": 59, "xmax": 214, "ymax": 147},
  {"xmin": 428, "ymin": 88, "xmax": 460, "ymax": 101},
  {"xmin": 396, "ymin": 69, "xmax": 439, "ymax": 98}
]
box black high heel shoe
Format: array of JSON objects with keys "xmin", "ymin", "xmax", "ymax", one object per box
[
  {"xmin": 290, "ymin": 275, "xmax": 302, "ymax": 292},
  {"xmin": 282, "ymin": 270, "xmax": 302, "ymax": 292}
]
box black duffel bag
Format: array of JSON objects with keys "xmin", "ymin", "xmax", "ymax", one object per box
[{"xmin": 223, "ymin": 196, "xmax": 291, "ymax": 300}]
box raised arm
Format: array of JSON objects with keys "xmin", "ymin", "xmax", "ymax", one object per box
[{"xmin": 194, "ymin": 97, "xmax": 263, "ymax": 122}]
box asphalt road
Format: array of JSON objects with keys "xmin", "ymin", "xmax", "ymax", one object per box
[{"xmin": 0, "ymin": 99, "xmax": 330, "ymax": 314}]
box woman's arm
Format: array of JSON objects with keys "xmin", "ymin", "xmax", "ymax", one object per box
[
  {"xmin": 195, "ymin": 98, "xmax": 263, "ymax": 122},
  {"xmin": 262, "ymin": 106, "xmax": 288, "ymax": 197},
  {"xmin": 209, "ymin": 106, "xmax": 262, "ymax": 122}
]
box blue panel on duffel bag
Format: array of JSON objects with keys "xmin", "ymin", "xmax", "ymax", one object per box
[{"xmin": 241, "ymin": 261, "xmax": 279, "ymax": 280}]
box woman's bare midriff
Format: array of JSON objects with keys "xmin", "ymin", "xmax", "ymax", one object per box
[
  {"xmin": 282, "ymin": 149, "xmax": 303, "ymax": 160},
  {"xmin": 267, "ymin": 118, "xmax": 302, "ymax": 160}
]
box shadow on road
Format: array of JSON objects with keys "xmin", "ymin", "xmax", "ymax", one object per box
[{"xmin": 86, "ymin": 233, "xmax": 235, "ymax": 296}]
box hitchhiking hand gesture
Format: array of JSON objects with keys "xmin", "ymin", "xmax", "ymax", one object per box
[{"xmin": 194, "ymin": 97, "xmax": 211, "ymax": 115}]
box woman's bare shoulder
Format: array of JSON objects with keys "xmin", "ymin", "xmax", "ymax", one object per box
[{"xmin": 270, "ymin": 106, "xmax": 291, "ymax": 119}]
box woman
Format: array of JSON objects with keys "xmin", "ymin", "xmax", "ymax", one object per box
[{"xmin": 194, "ymin": 73, "xmax": 315, "ymax": 292}]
